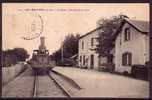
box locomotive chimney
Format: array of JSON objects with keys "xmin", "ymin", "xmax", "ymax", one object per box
[
  {"xmin": 40, "ymin": 37, "xmax": 45, "ymax": 47},
  {"xmin": 39, "ymin": 36, "xmax": 46, "ymax": 52}
]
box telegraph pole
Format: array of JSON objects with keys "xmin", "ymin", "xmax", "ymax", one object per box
[
  {"xmin": 61, "ymin": 35, "xmax": 64, "ymax": 63},
  {"xmin": 61, "ymin": 41, "xmax": 64, "ymax": 62}
]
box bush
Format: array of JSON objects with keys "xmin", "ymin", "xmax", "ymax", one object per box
[
  {"xmin": 57, "ymin": 59, "xmax": 75, "ymax": 67},
  {"xmin": 131, "ymin": 64, "xmax": 148, "ymax": 80},
  {"xmin": 101, "ymin": 63, "xmax": 115, "ymax": 66},
  {"xmin": 2, "ymin": 48, "xmax": 29, "ymax": 67},
  {"xmin": 100, "ymin": 63, "xmax": 115, "ymax": 72}
]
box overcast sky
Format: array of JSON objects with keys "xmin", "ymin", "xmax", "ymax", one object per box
[{"xmin": 2, "ymin": 3, "xmax": 149, "ymax": 57}]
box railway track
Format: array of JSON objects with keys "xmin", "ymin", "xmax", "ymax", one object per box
[
  {"xmin": 48, "ymin": 72, "xmax": 71, "ymax": 97},
  {"xmin": 3, "ymin": 67, "xmax": 77, "ymax": 97},
  {"xmin": 33, "ymin": 71, "xmax": 38, "ymax": 97},
  {"xmin": 32, "ymin": 70, "xmax": 71, "ymax": 97}
]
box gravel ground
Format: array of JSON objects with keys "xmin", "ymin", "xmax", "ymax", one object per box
[
  {"xmin": 36, "ymin": 74, "xmax": 66, "ymax": 97},
  {"xmin": 2, "ymin": 67, "xmax": 34, "ymax": 97},
  {"xmin": 53, "ymin": 66, "xmax": 149, "ymax": 98}
]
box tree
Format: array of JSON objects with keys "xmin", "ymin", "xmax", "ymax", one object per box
[
  {"xmin": 63, "ymin": 34, "xmax": 80, "ymax": 58},
  {"xmin": 50, "ymin": 33, "xmax": 80, "ymax": 63},
  {"xmin": 13, "ymin": 48, "xmax": 29, "ymax": 62},
  {"xmin": 2, "ymin": 48, "xmax": 29, "ymax": 67},
  {"xmin": 50, "ymin": 49, "xmax": 62, "ymax": 62},
  {"xmin": 2, "ymin": 49, "xmax": 15, "ymax": 66},
  {"xmin": 96, "ymin": 14, "xmax": 129, "ymax": 57}
]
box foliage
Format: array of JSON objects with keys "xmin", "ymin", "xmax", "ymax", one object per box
[
  {"xmin": 13, "ymin": 48, "xmax": 29, "ymax": 61},
  {"xmin": 50, "ymin": 33, "xmax": 80, "ymax": 63},
  {"xmin": 2, "ymin": 48, "xmax": 29, "ymax": 67},
  {"xmin": 96, "ymin": 14, "xmax": 128, "ymax": 57},
  {"xmin": 63, "ymin": 34, "xmax": 80, "ymax": 58},
  {"xmin": 50, "ymin": 49, "xmax": 62, "ymax": 62},
  {"xmin": 99, "ymin": 63, "xmax": 115, "ymax": 72}
]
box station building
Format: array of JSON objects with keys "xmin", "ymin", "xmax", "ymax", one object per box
[
  {"xmin": 113, "ymin": 18, "xmax": 149, "ymax": 74},
  {"xmin": 78, "ymin": 27, "xmax": 102, "ymax": 70},
  {"xmin": 78, "ymin": 18, "xmax": 149, "ymax": 74}
]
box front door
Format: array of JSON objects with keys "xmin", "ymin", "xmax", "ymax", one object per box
[
  {"xmin": 108, "ymin": 54, "xmax": 113, "ymax": 63},
  {"xmin": 90, "ymin": 54, "xmax": 94, "ymax": 69}
]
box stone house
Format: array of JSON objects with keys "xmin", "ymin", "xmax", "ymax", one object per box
[
  {"xmin": 113, "ymin": 18, "xmax": 149, "ymax": 74},
  {"xmin": 78, "ymin": 27, "xmax": 102, "ymax": 69},
  {"xmin": 78, "ymin": 18, "xmax": 149, "ymax": 73}
]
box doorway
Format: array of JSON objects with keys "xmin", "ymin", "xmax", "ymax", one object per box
[{"xmin": 90, "ymin": 54, "xmax": 94, "ymax": 69}]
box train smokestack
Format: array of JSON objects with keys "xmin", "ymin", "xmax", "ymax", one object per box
[
  {"xmin": 39, "ymin": 36, "xmax": 46, "ymax": 52},
  {"xmin": 40, "ymin": 37, "xmax": 45, "ymax": 47}
]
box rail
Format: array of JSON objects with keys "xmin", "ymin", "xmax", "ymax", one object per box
[
  {"xmin": 33, "ymin": 70, "xmax": 38, "ymax": 97},
  {"xmin": 48, "ymin": 72, "xmax": 71, "ymax": 97}
]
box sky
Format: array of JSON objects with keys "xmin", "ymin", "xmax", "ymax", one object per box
[{"xmin": 2, "ymin": 3, "xmax": 149, "ymax": 57}]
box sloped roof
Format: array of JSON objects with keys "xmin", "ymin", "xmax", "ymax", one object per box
[
  {"xmin": 112, "ymin": 18, "xmax": 149, "ymax": 41},
  {"xmin": 125, "ymin": 18, "xmax": 149, "ymax": 33},
  {"xmin": 79, "ymin": 27, "xmax": 102, "ymax": 39},
  {"xmin": 79, "ymin": 18, "xmax": 149, "ymax": 41}
]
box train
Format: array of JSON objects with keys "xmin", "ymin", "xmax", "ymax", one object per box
[{"xmin": 29, "ymin": 37, "xmax": 54, "ymax": 74}]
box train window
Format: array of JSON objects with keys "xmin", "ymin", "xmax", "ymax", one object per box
[
  {"xmin": 46, "ymin": 51, "xmax": 49, "ymax": 55},
  {"xmin": 33, "ymin": 52, "xmax": 37, "ymax": 54}
]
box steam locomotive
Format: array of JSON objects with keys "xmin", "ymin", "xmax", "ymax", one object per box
[{"xmin": 29, "ymin": 37, "xmax": 53, "ymax": 74}]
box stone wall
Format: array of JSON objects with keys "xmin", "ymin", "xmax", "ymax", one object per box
[{"xmin": 2, "ymin": 63, "xmax": 27, "ymax": 86}]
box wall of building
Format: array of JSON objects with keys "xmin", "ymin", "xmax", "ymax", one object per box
[
  {"xmin": 78, "ymin": 29, "xmax": 100, "ymax": 70},
  {"xmin": 115, "ymin": 23, "xmax": 149, "ymax": 73}
]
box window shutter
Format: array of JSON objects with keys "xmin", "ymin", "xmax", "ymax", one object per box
[
  {"xmin": 124, "ymin": 53, "xmax": 128, "ymax": 66},
  {"xmin": 122, "ymin": 53, "xmax": 128, "ymax": 66},
  {"xmin": 122, "ymin": 54, "xmax": 125, "ymax": 65},
  {"xmin": 128, "ymin": 29, "xmax": 131, "ymax": 40},
  {"xmin": 83, "ymin": 55, "xmax": 85, "ymax": 65},
  {"xmin": 124, "ymin": 29, "xmax": 127, "ymax": 41},
  {"xmin": 128, "ymin": 53, "xmax": 132, "ymax": 66},
  {"xmin": 124, "ymin": 28, "xmax": 130, "ymax": 41},
  {"xmin": 91, "ymin": 38, "xmax": 94, "ymax": 46}
]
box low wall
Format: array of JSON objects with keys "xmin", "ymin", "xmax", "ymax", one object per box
[{"xmin": 2, "ymin": 63, "xmax": 27, "ymax": 86}]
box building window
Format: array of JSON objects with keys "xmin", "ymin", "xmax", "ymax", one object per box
[
  {"xmin": 82, "ymin": 41, "xmax": 84, "ymax": 50},
  {"xmin": 122, "ymin": 52, "xmax": 132, "ymax": 66},
  {"xmin": 124, "ymin": 27, "xmax": 130, "ymax": 41},
  {"xmin": 83, "ymin": 55, "xmax": 85, "ymax": 66},
  {"xmin": 91, "ymin": 38, "xmax": 94, "ymax": 46}
]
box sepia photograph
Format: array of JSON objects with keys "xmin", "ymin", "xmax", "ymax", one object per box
[{"xmin": 2, "ymin": 3, "xmax": 150, "ymax": 98}]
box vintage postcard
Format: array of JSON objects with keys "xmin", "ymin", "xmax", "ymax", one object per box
[{"xmin": 2, "ymin": 3, "xmax": 150, "ymax": 98}]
